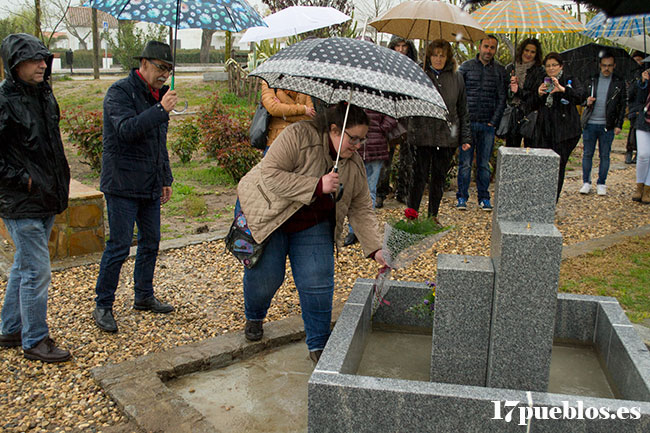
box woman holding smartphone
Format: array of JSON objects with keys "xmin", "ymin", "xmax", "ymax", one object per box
[{"xmin": 530, "ymin": 52, "xmax": 586, "ymax": 200}]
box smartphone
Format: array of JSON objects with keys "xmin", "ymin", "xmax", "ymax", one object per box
[{"xmin": 544, "ymin": 77, "xmax": 554, "ymax": 93}]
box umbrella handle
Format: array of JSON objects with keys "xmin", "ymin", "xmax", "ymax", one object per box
[{"xmin": 172, "ymin": 100, "xmax": 188, "ymax": 114}]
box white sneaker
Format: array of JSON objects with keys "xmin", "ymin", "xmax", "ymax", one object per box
[
  {"xmin": 596, "ymin": 184, "xmax": 607, "ymax": 196},
  {"xmin": 579, "ymin": 183, "xmax": 591, "ymax": 194}
]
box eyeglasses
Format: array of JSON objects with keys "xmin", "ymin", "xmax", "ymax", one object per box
[
  {"xmin": 344, "ymin": 131, "xmax": 367, "ymax": 145},
  {"xmin": 147, "ymin": 59, "xmax": 173, "ymax": 73}
]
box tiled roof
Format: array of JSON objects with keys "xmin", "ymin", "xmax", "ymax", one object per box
[{"xmin": 66, "ymin": 6, "xmax": 119, "ymax": 28}]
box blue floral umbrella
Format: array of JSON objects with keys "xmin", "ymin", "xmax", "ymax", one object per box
[{"xmin": 87, "ymin": 0, "xmax": 266, "ymax": 88}]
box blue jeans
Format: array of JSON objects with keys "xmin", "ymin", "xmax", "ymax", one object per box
[
  {"xmin": 457, "ymin": 122, "xmax": 495, "ymax": 201},
  {"xmin": 582, "ymin": 123, "xmax": 614, "ymax": 185},
  {"xmin": 243, "ymin": 221, "xmax": 334, "ymax": 351},
  {"xmin": 350, "ymin": 160, "xmax": 382, "ymax": 236},
  {"xmin": 95, "ymin": 194, "xmax": 161, "ymax": 309},
  {"xmin": 1, "ymin": 216, "xmax": 54, "ymax": 349}
]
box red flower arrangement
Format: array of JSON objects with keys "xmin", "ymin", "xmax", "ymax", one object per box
[{"xmin": 404, "ymin": 207, "xmax": 419, "ymax": 220}]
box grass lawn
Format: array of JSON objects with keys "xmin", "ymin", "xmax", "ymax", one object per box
[{"xmin": 559, "ymin": 234, "xmax": 650, "ymax": 323}]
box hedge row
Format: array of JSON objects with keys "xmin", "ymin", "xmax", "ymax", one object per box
[{"xmin": 51, "ymin": 49, "xmax": 248, "ymax": 68}]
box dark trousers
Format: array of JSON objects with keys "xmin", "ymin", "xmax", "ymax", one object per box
[
  {"xmin": 376, "ymin": 144, "xmax": 396, "ymax": 199},
  {"xmin": 627, "ymin": 122, "xmax": 637, "ymax": 153},
  {"xmin": 95, "ymin": 193, "xmax": 161, "ymax": 309},
  {"xmin": 538, "ymin": 138, "xmax": 579, "ymax": 200},
  {"xmin": 407, "ymin": 146, "xmax": 455, "ymax": 218}
]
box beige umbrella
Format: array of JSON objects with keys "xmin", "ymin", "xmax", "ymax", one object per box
[{"xmin": 369, "ymin": 0, "xmax": 487, "ymax": 43}]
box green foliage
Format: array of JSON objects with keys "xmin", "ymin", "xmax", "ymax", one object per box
[
  {"xmin": 214, "ymin": 142, "xmax": 262, "ymax": 183},
  {"xmin": 390, "ymin": 217, "xmax": 449, "ymax": 236},
  {"xmin": 170, "ymin": 118, "xmax": 200, "ymax": 164},
  {"xmin": 0, "ymin": 8, "xmax": 35, "ymax": 43},
  {"xmin": 51, "ymin": 49, "xmax": 96, "ymax": 68},
  {"xmin": 197, "ymin": 94, "xmax": 261, "ymax": 181},
  {"xmin": 183, "ymin": 195, "xmax": 208, "ymax": 217},
  {"xmin": 106, "ymin": 21, "xmax": 167, "ymax": 70},
  {"xmin": 407, "ymin": 281, "xmax": 436, "ymax": 320},
  {"xmin": 172, "ymin": 163, "xmax": 235, "ymax": 186},
  {"xmin": 61, "ymin": 109, "xmax": 103, "ymax": 173}
]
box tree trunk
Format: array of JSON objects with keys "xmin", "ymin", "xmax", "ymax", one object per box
[
  {"xmin": 200, "ymin": 29, "xmax": 216, "ymax": 63},
  {"xmin": 91, "ymin": 8, "xmax": 100, "ymax": 79},
  {"xmin": 80, "ymin": 40, "xmax": 88, "ymax": 51},
  {"xmin": 34, "ymin": 0, "xmax": 42, "ymax": 39},
  {"xmin": 225, "ymin": 31, "xmax": 232, "ymax": 61}
]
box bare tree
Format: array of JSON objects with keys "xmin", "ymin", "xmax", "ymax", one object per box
[
  {"xmin": 1, "ymin": 0, "xmax": 70, "ymax": 48},
  {"xmin": 91, "ymin": 7, "xmax": 99, "ymax": 79}
]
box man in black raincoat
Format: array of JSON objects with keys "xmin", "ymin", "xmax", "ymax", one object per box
[
  {"xmin": 0, "ymin": 33, "xmax": 71, "ymax": 362},
  {"xmin": 92, "ymin": 41, "xmax": 178, "ymax": 333}
]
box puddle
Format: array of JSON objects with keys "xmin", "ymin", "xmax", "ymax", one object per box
[
  {"xmin": 167, "ymin": 342, "xmax": 312, "ymax": 433},
  {"xmin": 357, "ymin": 330, "xmax": 432, "ymax": 381}
]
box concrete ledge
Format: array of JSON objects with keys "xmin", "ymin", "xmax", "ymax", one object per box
[
  {"xmin": 92, "ymin": 304, "xmax": 344, "ymax": 432},
  {"xmin": 308, "ymin": 281, "xmax": 650, "ymax": 433}
]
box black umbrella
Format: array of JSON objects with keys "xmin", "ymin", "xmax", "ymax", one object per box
[
  {"xmin": 574, "ymin": 1, "xmax": 650, "ymax": 17},
  {"xmin": 249, "ymin": 37, "xmax": 448, "ymax": 169},
  {"xmin": 560, "ymin": 43, "xmax": 643, "ymax": 84}
]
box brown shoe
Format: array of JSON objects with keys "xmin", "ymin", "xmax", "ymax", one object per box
[
  {"xmin": 642, "ymin": 185, "xmax": 650, "ymax": 204},
  {"xmin": 0, "ymin": 331, "xmax": 21, "ymax": 348},
  {"xmin": 632, "ymin": 183, "xmax": 644, "ymax": 202},
  {"xmin": 23, "ymin": 337, "xmax": 71, "ymax": 363},
  {"xmin": 309, "ymin": 350, "xmax": 323, "ymax": 364}
]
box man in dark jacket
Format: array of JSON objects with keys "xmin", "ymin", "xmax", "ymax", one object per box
[
  {"xmin": 580, "ymin": 51, "xmax": 626, "ymax": 196},
  {"xmin": 93, "ymin": 41, "xmax": 178, "ymax": 333},
  {"xmin": 0, "ymin": 33, "xmax": 71, "ymax": 362},
  {"xmin": 457, "ymin": 35, "xmax": 507, "ymax": 211}
]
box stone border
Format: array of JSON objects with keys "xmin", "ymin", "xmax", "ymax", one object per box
[
  {"xmin": 308, "ymin": 280, "xmax": 650, "ymax": 433},
  {"xmin": 90, "ymin": 304, "xmax": 343, "ymax": 432}
]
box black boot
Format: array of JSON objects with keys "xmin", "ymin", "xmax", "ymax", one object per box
[
  {"xmin": 625, "ymin": 151, "xmax": 633, "ymax": 164},
  {"xmin": 375, "ymin": 196, "xmax": 384, "ymax": 209}
]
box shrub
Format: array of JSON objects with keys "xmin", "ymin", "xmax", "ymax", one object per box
[
  {"xmin": 170, "ymin": 118, "xmax": 200, "ymax": 164},
  {"xmin": 61, "ymin": 109, "xmax": 103, "ymax": 173},
  {"xmin": 214, "ymin": 141, "xmax": 261, "ymax": 183},
  {"xmin": 198, "ymin": 94, "xmax": 251, "ymax": 157}
]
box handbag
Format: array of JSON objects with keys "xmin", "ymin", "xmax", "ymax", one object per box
[
  {"xmin": 249, "ymin": 102, "xmax": 270, "ymax": 150},
  {"xmin": 580, "ymin": 104, "xmax": 594, "ymax": 129},
  {"xmin": 224, "ymin": 210, "xmax": 269, "ymax": 269},
  {"xmin": 496, "ymin": 106, "xmax": 515, "ymax": 138},
  {"xmin": 386, "ymin": 121, "xmax": 407, "ymax": 146},
  {"xmin": 519, "ymin": 110, "xmax": 538, "ymax": 140}
]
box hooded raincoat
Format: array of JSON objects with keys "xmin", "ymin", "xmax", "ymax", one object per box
[{"xmin": 0, "ymin": 33, "xmax": 70, "ymax": 219}]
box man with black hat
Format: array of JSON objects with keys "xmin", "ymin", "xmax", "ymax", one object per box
[
  {"xmin": 0, "ymin": 33, "xmax": 71, "ymax": 362},
  {"xmin": 92, "ymin": 40, "xmax": 178, "ymax": 333}
]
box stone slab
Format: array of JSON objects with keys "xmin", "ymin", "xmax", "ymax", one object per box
[
  {"xmin": 488, "ymin": 220, "xmax": 563, "ymax": 392},
  {"xmin": 431, "ymin": 254, "xmax": 494, "ymax": 386},
  {"xmin": 202, "ymin": 71, "xmax": 228, "ymax": 81},
  {"xmin": 69, "ymin": 179, "xmax": 104, "ymax": 200},
  {"xmin": 493, "ymin": 147, "xmax": 559, "ymax": 225}
]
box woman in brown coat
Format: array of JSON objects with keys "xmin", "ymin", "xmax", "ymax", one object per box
[{"xmin": 261, "ymin": 81, "xmax": 316, "ymax": 148}]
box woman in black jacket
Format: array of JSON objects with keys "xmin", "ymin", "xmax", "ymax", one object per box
[
  {"xmin": 531, "ymin": 52, "xmax": 586, "ymax": 200},
  {"xmin": 407, "ymin": 39, "xmax": 471, "ymax": 219},
  {"xmin": 504, "ymin": 38, "xmax": 545, "ymax": 148}
]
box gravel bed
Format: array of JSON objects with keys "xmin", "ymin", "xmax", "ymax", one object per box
[{"xmin": 0, "ymin": 163, "xmax": 649, "ymax": 432}]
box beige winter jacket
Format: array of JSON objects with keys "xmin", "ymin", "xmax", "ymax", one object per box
[{"xmin": 237, "ymin": 120, "xmax": 382, "ymax": 257}]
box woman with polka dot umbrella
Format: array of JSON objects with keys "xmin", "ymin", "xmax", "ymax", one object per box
[
  {"xmin": 249, "ymin": 37, "xmax": 448, "ymax": 170},
  {"xmin": 87, "ymin": 0, "xmax": 265, "ymax": 90}
]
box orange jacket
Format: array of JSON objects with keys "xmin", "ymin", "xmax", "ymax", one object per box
[{"xmin": 260, "ymin": 81, "xmax": 314, "ymax": 147}]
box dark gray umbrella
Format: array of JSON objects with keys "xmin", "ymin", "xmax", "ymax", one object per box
[
  {"xmin": 560, "ymin": 43, "xmax": 643, "ymax": 84},
  {"xmin": 249, "ymin": 37, "xmax": 448, "ymax": 121}
]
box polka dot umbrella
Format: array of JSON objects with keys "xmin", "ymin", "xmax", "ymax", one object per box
[
  {"xmin": 86, "ymin": 0, "xmax": 266, "ymax": 89},
  {"xmin": 250, "ymin": 37, "xmax": 448, "ymax": 170}
]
